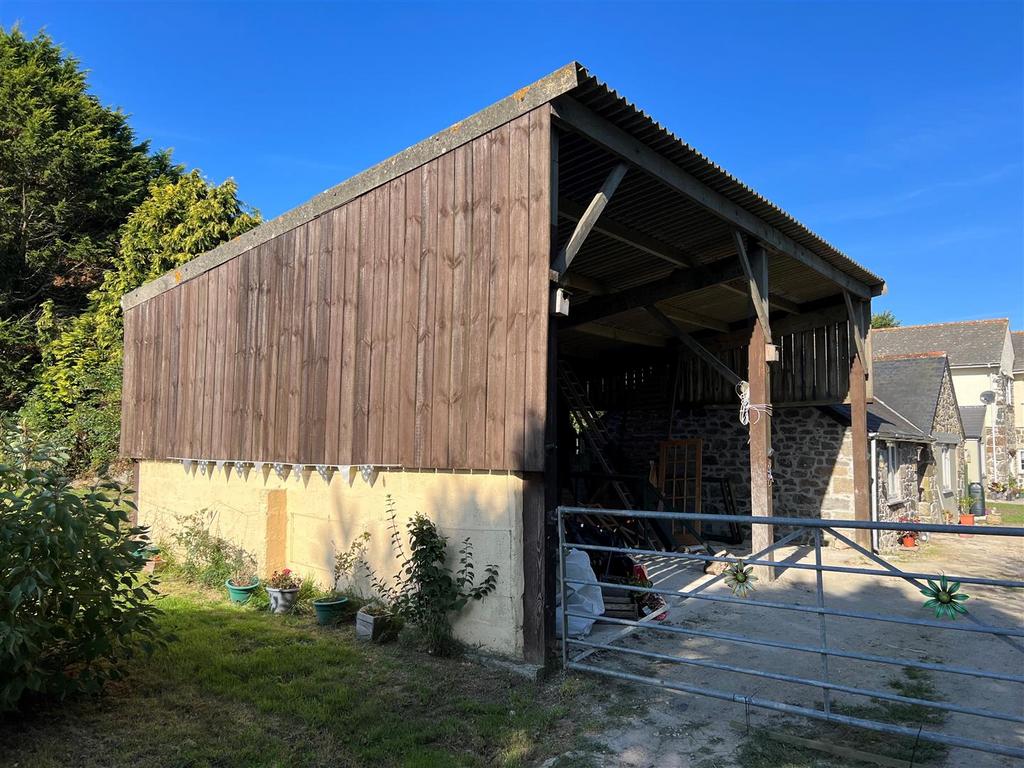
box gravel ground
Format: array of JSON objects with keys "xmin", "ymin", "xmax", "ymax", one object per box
[{"xmin": 547, "ymin": 529, "xmax": 1024, "ymax": 768}]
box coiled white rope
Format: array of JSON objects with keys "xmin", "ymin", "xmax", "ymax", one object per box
[{"xmin": 737, "ymin": 381, "xmax": 773, "ymax": 427}]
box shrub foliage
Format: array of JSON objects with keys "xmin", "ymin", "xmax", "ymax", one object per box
[
  {"xmin": 0, "ymin": 426, "xmax": 161, "ymax": 710},
  {"xmin": 367, "ymin": 497, "xmax": 498, "ymax": 656}
]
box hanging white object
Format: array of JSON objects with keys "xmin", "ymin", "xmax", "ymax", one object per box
[
  {"xmin": 199, "ymin": 461, "xmax": 210, "ymax": 476},
  {"xmin": 273, "ymin": 463, "xmax": 287, "ymax": 479},
  {"xmin": 235, "ymin": 462, "xmax": 246, "ymax": 478},
  {"xmin": 253, "ymin": 461, "xmax": 265, "ymax": 475},
  {"xmin": 359, "ymin": 465, "xmax": 378, "ymax": 486},
  {"xmin": 215, "ymin": 460, "xmax": 226, "ymax": 474},
  {"xmin": 182, "ymin": 459, "xmax": 194, "ymax": 474},
  {"xmin": 555, "ymin": 548, "xmax": 605, "ymax": 639},
  {"xmin": 316, "ymin": 464, "xmax": 331, "ymax": 482},
  {"xmin": 338, "ymin": 465, "xmax": 354, "ymax": 485},
  {"xmin": 292, "ymin": 464, "xmax": 305, "ymax": 483}
]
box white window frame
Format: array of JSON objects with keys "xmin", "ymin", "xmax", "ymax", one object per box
[
  {"xmin": 941, "ymin": 446, "xmax": 953, "ymax": 492},
  {"xmin": 886, "ymin": 443, "xmax": 898, "ymax": 497}
]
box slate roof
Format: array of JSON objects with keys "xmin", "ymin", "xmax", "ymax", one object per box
[
  {"xmin": 828, "ymin": 401, "xmax": 927, "ymax": 441},
  {"xmin": 827, "ymin": 352, "xmax": 957, "ymax": 442},
  {"xmin": 872, "ymin": 354, "xmax": 950, "ymax": 434},
  {"xmin": 871, "ymin": 319, "xmax": 1009, "ymax": 367},
  {"xmin": 1012, "ymin": 331, "xmax": 1024, "ymax": 373},
  {"xmin": 959, "ymin": 405, "xmax": 986, "ymax": 440}
]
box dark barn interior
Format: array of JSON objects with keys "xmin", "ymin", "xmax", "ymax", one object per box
[{"xmin": 544, "ymin": 73, "xmax": 885, "ymax": 566}]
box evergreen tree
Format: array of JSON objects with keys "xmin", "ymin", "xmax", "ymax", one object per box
[{"xmin": 0, "ymin": 26, "xmax": 177, "ymax": 407}]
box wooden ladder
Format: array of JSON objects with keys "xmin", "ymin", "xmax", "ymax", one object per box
[{"xmin": 558, "ymin": 362, "xmax": 634, "ymax": 510}]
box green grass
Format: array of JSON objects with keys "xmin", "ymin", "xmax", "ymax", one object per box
[
  {"xmin": 987, "ymin": 501, "xmax": 1024, "ymax": 526},
  {"xmin": 735, "ymin": 667, "xmax": 948, "ymax": 767},
  {"xmin": 0, "ymin": 579, "xmax": 584, "ymax": 768}
]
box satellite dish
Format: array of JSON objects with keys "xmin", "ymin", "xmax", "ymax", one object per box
[{"xmin": 980, "ymin": 390, "xmax": 996, "ymax": 404}]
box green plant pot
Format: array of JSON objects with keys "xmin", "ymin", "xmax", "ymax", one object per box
[
  {"xmin": 225, "ymin": 578, "xmax": 260, "ymax": 604},
  {"xmin": 313, "ymin": 596, "xmax": 350, "ymax": 625}
]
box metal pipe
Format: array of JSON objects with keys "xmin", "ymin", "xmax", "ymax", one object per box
[
  {"xmin": 557, "ymin": 505, "xmax": 1024, "ymax": 536},
  {"xmin": 566, "ymin": 639, "xmax": 1024, "ymax": 724},
  {"xmin": 813, "ymin": 530, "xmax": 831, "ymax": 715},
  {"xmin": 557, "ymin": 507, "xmax": 569, "ymax": 670},
  {"xmin": 562, "ymin": 577, "xmax": 1024, "ymax": 637},
  {"xmin": 566, "ymin": 662, "xmax": 1024, "ymax": 760},
  {"xmin": 563, "ymin": 611, "xmax": 1024, "ymax": 684},
  {"xmin": 869, "ymin": 437, "xmax": 879, "ymax": 552},
  {"xmin": 564, "ymin": 541, "xmax": 1024, "ymax": 588}
]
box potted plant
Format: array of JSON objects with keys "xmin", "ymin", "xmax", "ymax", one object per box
[
  {"xmin": 957, "ymin": 495, "xmax": 975, "ymax": 535},
  {"xmin": 265, "ymin": 568, "xmax": 303, "ymax": 614},
  {"xmin": 355, "ymin": 601, "xmax": 397, "ymax": 642},
  {"xmin": 895, "ymin": 516, "xmax": 918, "ymax": 548},
  {"xmin": 225, "ymin": 563, "xmax": 260, "ymax": 604},
  {"xmin": 313, "ymin": 532, "xmax": 370, "ymax": 626}
]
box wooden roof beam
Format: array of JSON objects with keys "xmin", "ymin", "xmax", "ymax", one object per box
[
  {"xmin": 573, "ymin": 323, "xmax": 669, "ymax": 348},
  {"xmin": 557, "ymin": 198, "xmax": 699, "ymax": 269},
  {"xmin": 660, "ymin": 307, "xmax": 729, "ymax": 333},
  {"xmin": 551, "ymin": 163, "xmax": 628, "ymax": 275},
  {"xmin": 563, "ymin": 258, "xmax": 744, "ymax": 329},
  {"xmin": 645, "ymin": 306, "xmax": 742, "ymax": 387},
  {"xmin": 552, "ymin": 96, "xmax": 875, "ymax": 300},
  {"xmin": 734, "ymin": 232, "xmax": 772, "ymax": 344}
]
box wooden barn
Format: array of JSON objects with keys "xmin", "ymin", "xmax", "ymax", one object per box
[{"xmin": 120, "ymin": 63, "xmax": 886, "ymax": 662}]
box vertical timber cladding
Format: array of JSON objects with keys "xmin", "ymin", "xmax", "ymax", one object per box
[{"xmin": 120, "ymin": 106, "xmax": 552, "ymax": 472}]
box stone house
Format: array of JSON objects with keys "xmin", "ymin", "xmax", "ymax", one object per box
[
  {"xmin": 872, "ymin": 319, "xmax": 1017, "ymax": 488},
  {"xmin": 1013, "ymin": 331, "xmax": 1024, "ymax": 479}
]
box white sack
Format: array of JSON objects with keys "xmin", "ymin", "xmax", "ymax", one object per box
[{"xmin": 555, "ymin": 548, "xmax": 605, "ymax": 638}]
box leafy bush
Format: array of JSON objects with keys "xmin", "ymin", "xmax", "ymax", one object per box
[
  {"xmin": 171, "ymin": 510, "xmax": 254, "ymax": 588},
  {"xmin": 365, "ymin": 497, "xmax": 499, "ymax": 656},
  {"xmin": 0, "ymin": 425, "xmax": 162, "ymax": 711}
]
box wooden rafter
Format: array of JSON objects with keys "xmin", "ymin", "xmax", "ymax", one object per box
[
  {"xmin": 551, "ymin": 162, "xmax": 628, "ymax": 274},
  {"xmin": 552, "ymin": 96, "xmax": 875, "ymax": 299},
  {"xmin": 557, "ymin": 198, "xmax": 699, "ymax": 269},
  {"xmin": 644, "ymin": 306, "xmax": 742, "ymax": 387},
  {"xmin": 734, "ymin": 232, "xmax": 772, "ymax": 344}
]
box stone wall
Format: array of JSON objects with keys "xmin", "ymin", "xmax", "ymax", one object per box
[
  {"xmin": 603, "ymin": 406, "xmax": 854, "ymax": 522},
  {"xmin": 984, "ymin": 373, "xmax": 1017, "ymax": 484}
]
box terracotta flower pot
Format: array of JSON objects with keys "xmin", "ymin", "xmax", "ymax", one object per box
[
  {"xmin": 901, "ymin": 535, "xmax": 916, "ymax": 548},
  {"xmin": 958, "ymin": 513, "xmax": 975, "ymax": 539}
]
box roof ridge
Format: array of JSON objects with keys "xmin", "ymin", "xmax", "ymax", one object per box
[
  {"xmin": 874, "ymin": 351, "xmax": 948, "ymax": 361},
  {"xmin": 872, "ymin": 396, "xmax": 927, "ymax": 437},
  {"xmin": 872, "ymin": 318, "xmax": 1008, "ymax": 332}
]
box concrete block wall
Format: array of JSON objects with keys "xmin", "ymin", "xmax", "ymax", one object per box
[{"xmin": 137, "ymin": 461, "xmax": 527, "ymax": 658}]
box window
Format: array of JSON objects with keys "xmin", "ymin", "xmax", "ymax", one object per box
[
  {"xmin": 941, "ymin": 446, "xmax": 953, "ymax": 492},
  {"xmin": 886, "ymin": 443, "xmax": 899, "ymax": 497}
]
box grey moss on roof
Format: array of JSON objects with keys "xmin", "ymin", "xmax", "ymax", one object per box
[{"xmin": 871, "ymin": 319, "xmax": 1009, "ymax": 368}]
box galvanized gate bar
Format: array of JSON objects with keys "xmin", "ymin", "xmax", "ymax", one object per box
[
  {"xmin": 566, "ymin": 638, "xmax": 1024, "ymax": 724},
  {"xmin": 564, "ymin": 540, "xmax": 1024, "ymax": 588},
  {"xmin": 562, "ymin": 576, "xmax": 1024, "ymax": 636},
  {"xmin": 557, "ymin": 506, "xmax": 1024, "ymax": 759},
  {"xmin": 568, "ymin": 661, "xmax": 1024, "ymax": 760},
  {"xmin": 557, "ymin": 505, "xmax": 1024, "ymax": 536}
]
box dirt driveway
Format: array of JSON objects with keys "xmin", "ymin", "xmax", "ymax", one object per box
[{"xmin": 546, "ymin": 530, "xmax": 1024, "ymax": 768}]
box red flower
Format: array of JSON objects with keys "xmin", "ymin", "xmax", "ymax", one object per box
[{"xmin": 282, "ymin": 568, "xmax": 291, "ymax": 574}]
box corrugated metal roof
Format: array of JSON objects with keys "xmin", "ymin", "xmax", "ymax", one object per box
[
  {"xmin": 566, "ymin": 64, "xmax": 885, "ymax": 291},
  {"xmin": 125, "ymin": 61, "xmax": 884, "ymax": 310}
]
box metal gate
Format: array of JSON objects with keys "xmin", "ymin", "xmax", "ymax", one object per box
[{"xmin": 557, "ymin": 508, "xmax": 1024, "ymax": 760}]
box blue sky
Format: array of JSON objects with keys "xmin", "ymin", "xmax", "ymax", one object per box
[{"xmin": 4, "ymin": 1, "xmax": 1022, "ymax": 327}]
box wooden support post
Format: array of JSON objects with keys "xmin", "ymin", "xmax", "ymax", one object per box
[
  {"xmin": 849, "ymin": 303, "xmax": 872, "ymax": 549},
  {"xmin": 747, "ymin": 245, "xmax": 774, "ymax": 580}
]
